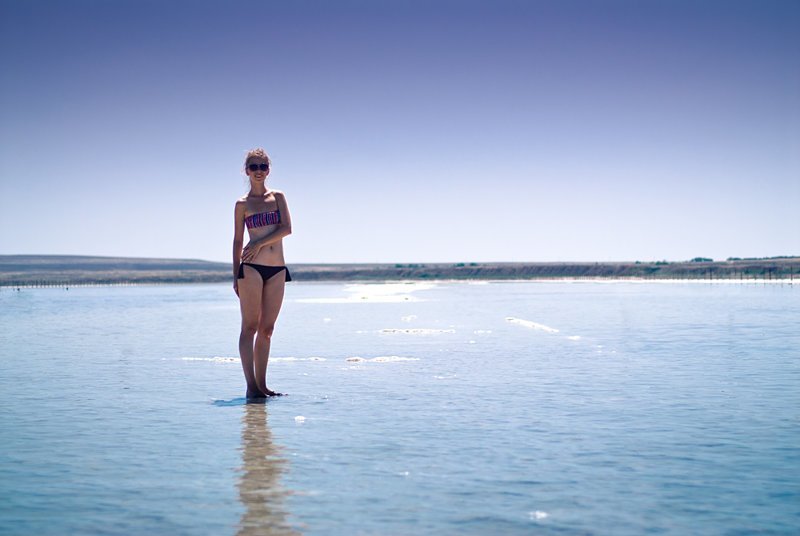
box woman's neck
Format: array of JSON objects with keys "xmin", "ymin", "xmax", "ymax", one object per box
[{"xmin": 248, "ymin": 185, "xmax": 268, "ymax": 197}]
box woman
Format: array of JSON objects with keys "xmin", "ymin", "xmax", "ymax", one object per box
[{"xmin": 233, "ymin": 148, "xmax": 293, "ymax": 399}]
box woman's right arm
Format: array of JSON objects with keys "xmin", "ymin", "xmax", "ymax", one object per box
[{"xmin": 232, "ymin": 201, "xmax": 246, "ymax": 295}]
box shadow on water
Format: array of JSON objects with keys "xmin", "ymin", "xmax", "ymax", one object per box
[
  {"xmin": 213, "ymin": 396, "xmax": 290, "ymax": 407},
  {"xmin": 236, "ymin": 402, "xmax": 299, "ymax": 535},
  {"xmin": 213, "ymin": 397, "xmax": 249, "ymax": 407}
]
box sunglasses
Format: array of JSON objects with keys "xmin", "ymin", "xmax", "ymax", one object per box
[{"xmin": 247, "ymin": 163, "xmax": 269, "ymax": 172}]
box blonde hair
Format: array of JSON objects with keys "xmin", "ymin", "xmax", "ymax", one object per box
[{"xmin": 244, "ymin": 147, "xmax": 271, "ymax": 170}]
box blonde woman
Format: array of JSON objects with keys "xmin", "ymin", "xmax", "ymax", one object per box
[{"xmin": 233, "ymin": 148, "xmax": 292, "ymax": 399}]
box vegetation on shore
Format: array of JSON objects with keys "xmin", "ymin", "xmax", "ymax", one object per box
[{"xmin": 1, "ymin": 255, "xmax": 798, "ymax": 287}]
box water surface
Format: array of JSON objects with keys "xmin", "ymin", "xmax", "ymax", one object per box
[{"xmin": 1, "ymin": 281, "xmax": 798, "ymax": 534}]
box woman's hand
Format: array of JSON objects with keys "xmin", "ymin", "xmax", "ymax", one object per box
[
  {"xmin": 241, "ymin": 241, "xmax": 260, "ymax": 262},
  {"xmin": 233, "ymin": 278, "xmax": 239, "ymax": 297}
]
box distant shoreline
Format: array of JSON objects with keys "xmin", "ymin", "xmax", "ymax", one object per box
[
  {"xmin": 1, "ymin": 255, "xmax": 798, "ymax": 287},
  {"xmin": 2, "ymin": 279, "xmax": 796, "ymax": 291}
]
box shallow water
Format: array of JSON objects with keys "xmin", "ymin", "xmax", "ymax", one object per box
[{"xmin": 1, "ymin": 281, "xmax": 798, "ymax": 534}]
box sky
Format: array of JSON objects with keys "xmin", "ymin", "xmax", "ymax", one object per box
[{"xmin": 1, "ymin": 0, "xmax": 798, "ymax": 264}]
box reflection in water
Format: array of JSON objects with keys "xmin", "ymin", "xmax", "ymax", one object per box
[{"xmin": 237, "ymin": 402, "xmax": 299, "ymax": 535}]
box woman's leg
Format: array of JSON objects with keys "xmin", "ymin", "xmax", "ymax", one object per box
[
  {"xmin": 238, "ymin": 265, "xmax": 264, "ymax": 398},
  {"xmin": 254, "ymin": 270, "xmax": 287, "ymax": 395}
]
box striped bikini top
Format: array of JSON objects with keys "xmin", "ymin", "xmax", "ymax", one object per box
[{"xmin": 245, "ymin": 209, "xmax": 281, "ymax": 229}]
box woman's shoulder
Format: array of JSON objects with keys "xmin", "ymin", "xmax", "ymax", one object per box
[{"xmin": 270, "ymin": 189, "xmax": 288, "ymax": 204}]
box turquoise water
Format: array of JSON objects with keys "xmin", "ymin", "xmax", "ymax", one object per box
[{"xmin": 1, "ymin": 281, "xmax": 798, "ymax": 535}]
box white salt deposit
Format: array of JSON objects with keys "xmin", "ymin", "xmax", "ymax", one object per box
[
  {"xmin": 181, "ymin": 356, "xmax": 327, "ymax": 363},
  {"xmin": 345, "ymin": 356, "xmax": 420, "ymax": 363},
  {"xmin": 298, "ymin": 282, "xmax": 436, "ymax": 303},
  {"xmin": 180, "ymin": 356, "xmax": 238, "ymax": 363},
  {"xmin": 505, "ymin": 317, "xmax": 560, "ymax": 333},
  {"xmin": 272, "ymin": 356, "xmax": 327, "ymax": 362},
  {"xmin": 380, "ymin": 328, "xmax": 456, "ymax": 334}
]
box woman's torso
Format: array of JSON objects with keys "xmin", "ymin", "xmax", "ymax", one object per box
[{"xmin": 243, "ymin": 192, "xmax": 286, "ymax": 266}]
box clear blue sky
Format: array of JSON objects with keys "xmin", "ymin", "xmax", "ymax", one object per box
[{"xmin": 1, "ymin": 0, "xmax": 798, "ymax": 263}]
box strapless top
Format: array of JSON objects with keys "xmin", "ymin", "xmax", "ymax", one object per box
[{"xmin": 245, "ymin": 210, "xmax": 280, "ymax": 229}]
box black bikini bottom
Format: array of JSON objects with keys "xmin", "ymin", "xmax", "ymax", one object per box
[{"xmin": 238, "ymin": 263, "xmax": 292, "ymax": 282}]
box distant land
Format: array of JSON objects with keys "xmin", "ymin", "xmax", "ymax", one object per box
[{"xmin": 0, "ymin": 255, "xmax": 798, "ymax": 287}]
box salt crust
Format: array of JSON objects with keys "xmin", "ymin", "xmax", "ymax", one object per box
[
  {"xmin": 180, "ymin": 356, "xmax": 326, "ymax": 363},
  {"xmin": 380, "ymin": 328, "xmax": 455, "ymax": 334},
  {"xmin": 297, "ymin": 282, "xmax": 436, "ymax": 303},
  {"xmin": 505, "ymin": 317, "xmax": 559, "ymax": 333},
  {"xmin": 345, "ymin": 356, "xmax": 420, "ymax": 363}
]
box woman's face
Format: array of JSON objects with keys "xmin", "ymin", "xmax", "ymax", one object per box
[{"xmin": 245, "ymin": 158, "xmax": 270, "ymax": 182}]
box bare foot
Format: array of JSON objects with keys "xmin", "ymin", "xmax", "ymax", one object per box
[
  {"xmin": 255, "ymin": 382, "xmax": 284, "ymax": 396},
  {"xmin": 246, "ymin": 388, "xmax": 267, "ymax": 399}
]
